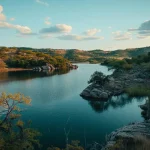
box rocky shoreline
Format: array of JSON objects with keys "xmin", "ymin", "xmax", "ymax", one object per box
[
  {"xmin": 32, "ymin": 63, "xmax": 78, "ymax": 71},
  {"xmin": 80, "ymin": 65, "xmax": 150, "ymax": 100},
  {"xmin": 80, "ymin": 65, "xmax": 150, "ymax": 150},
  {"xmin": 102, "ymin": 120, "xmax": 150, "ymax": 150},
  {"xmin": 98, "ymin": 98, "xmax": 150, "ymax": 150}
]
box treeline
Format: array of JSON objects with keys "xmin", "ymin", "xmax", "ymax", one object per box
[
  {"xmin": 102, "ymin": 52, "xmax": 150, "ymax": 70},
  {"xmin": 0, "ymin": 47, "xmax": 71, "ymax": 69}
]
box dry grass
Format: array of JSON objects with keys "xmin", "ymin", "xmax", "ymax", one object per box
[{"xmin": 109, "ymin": 135, "xmax": 150, "ymax": 150}]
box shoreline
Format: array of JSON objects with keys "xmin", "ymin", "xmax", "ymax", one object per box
[
  {"xmin": 80, "ymin": 65, "xmax": 150, "ymax": 149},
  {"xmin": 80, "ymin": 65, "xmax": 150, "ymax": 100},
  {"xmin": 0, "ymin": 68, "xmax": 32, "ymax": 72}
]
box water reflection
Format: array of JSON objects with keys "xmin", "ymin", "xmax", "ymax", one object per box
[
  {"xmin": 140, "ymin": 97, "xmax": 150, "ymax": 120},
  {"xmin": 0, "ymin": 69, "xmax": 70, "ymax": 83},
  {"xmin": 0, "ymin": 64, "xmax": 144, "ymax": 149},
  {"xmin": 87, "ymin": 94, "xmax": 146, "ymax": 113}
]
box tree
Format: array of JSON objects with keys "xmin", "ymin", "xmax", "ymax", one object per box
[
  {"xmin": 47, "ymin": 141, "xmax": 84, "ymax": 150},
  {"xmin": 0, "ymin": 60, "xmax": 7, "ymax": 69},
  {"xmin": 0, "ymin": 92, "xmax": 41, "ymax": 150},
  {"xmin": 88, "ymin": 71, "xmax": 109, "ymax": 85}
]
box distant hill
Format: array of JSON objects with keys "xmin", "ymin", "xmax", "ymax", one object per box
[
  {"xmin": 1, "ymin": 46, "xmax": 150, "ymax": 63},
  {"xmin": 0, "ymin": 47, "xmax": 70, "ymax": 69}
]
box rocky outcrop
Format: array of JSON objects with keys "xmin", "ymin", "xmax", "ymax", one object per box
[
  {"xmin": 140, "ymin": 98, "xmax": 150, "ymax": 120},
  {"xmin": 80, "ymin": 65, "xmax": 150, "ymax": 100},
  {"xmin": 102, "ymin": 120, "xmax": 150, "ymax": 150},
  {"xmin": 33, "ymin": 63, "xmax": 55, "ymax": 71},
  {"xmin": 67, "ymin": 63, "xmax": 78, "ymax": 69},
  {"xmin": 100, "ymin": 98, "xmax": 150, "ymax": 150}
]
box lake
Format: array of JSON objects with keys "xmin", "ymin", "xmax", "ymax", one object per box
[{"xmin": 0, "ymin": 64, "xmax": 145, "ymax": 149}]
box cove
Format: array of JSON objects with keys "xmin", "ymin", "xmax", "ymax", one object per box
[{"xmin": 0, "ymin": 64, "xmax": 145, "ymax": 149}]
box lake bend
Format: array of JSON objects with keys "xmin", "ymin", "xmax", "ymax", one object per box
[{"xmin": 0, "ymin": 64, "xmax": 145, "ymax": 149}]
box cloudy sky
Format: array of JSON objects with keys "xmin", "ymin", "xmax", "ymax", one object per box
[{"xmin": 0, "ymin": 0, "xmax": 150, "ymax": 50}]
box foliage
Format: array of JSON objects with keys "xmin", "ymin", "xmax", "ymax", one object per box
[
  {"xmin": 47, "ymin": 141, "xmax": 84, "ymax": 150},
  {"xmin": 109, "ymin": 135, "xmax": 150, "ymax": 150},
  {"xmin": 0, "ymin": 92, "xmax": 41, "ymax": 150},
  {"xmin": 101, "ymin": 59, "xmax": 133, "ymax": 70},
  {"xmin": 125, "ymin": 85, "xmax": 150, "ymax": 97},
  {"xmin": 0, "ymin": 47, "xmax": 70, "ymax": 69},
  {"xmin": 88, "ymin": 71, "xmax": 109, "ymax": 85},
  {"xmin": 0, "ymin": 60, "xmax": 7, "ymax": 72},
  {"xmin": 102, "ymin": 52, "xmax": 150, "ymax": 70},
  {"xmin": 1, "ymin": 46, "xmax": 150, "ymax": 64},
  {"xmin": 0, "ymin": 60, "xmax": 7, "ymax": 69}
]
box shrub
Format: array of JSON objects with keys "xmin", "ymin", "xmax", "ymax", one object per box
[
  {"xmin": 109, "ymin": 135, "xmax": 150, "ymax": 150},
  {"xmin": 88, "ymin": 71, "xmax": 109, "ymax": 85},
  {"xmin": 125, "ymin": 85, "xmax": 150, "ymax": 97}
]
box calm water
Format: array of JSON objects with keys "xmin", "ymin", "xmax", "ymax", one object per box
[{"xmin": 0, "ymin": 64, "xmax": 145, "ymax": 149}]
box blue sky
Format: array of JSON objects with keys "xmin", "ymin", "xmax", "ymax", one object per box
[{"xmin": 0, "ymin": 0, "xmax": 150, "ymax": 50}]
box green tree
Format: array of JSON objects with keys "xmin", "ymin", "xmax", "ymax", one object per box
[
  {"xmin": 0, "ymin": 60, "xmax": 7, "ymax": 69},
  {"xmin": 0, "ymin": 92, "xmax": 41, "ymax": 150},
  {"xmin": 88, "ymin": 71, "xmax": 109, "ymax": 85}
]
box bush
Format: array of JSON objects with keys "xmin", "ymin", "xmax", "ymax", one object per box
[
  {"xmin": 88, "ymin": 71, "xmax": 109, "ymax": 85},
  {"xmin": 125, "ymin": 85, "xmax": 150, "ymax": 97},
  {"xmin": 109, "ymin": 135, "xmax": 150, "ymax": 150},
  {"xmin": 0, "ymin": 60, "xmax": 7, "ymax": 69}
]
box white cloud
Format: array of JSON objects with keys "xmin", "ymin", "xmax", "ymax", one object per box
[
  {"xmin": 137, "ymin": 35, "xmax": 150, "ymax": 39},
  {"xmin": 0, "ymin": 5, "xmax": 3, "ymax": 13},
  {"xmin": 15, "ymin": 25, "xmax": 32, "ymax": 34},
  {"xmin": 57, "ymin": 34, "xmax": 104, "ymax": 41},
  {"xmin": 108, "ymin": 26, "xmax": 112, "ymax": 29},
  {"xmin": 83, "ymin": 28, "xmax": 101, "ymax": 36},
  {"xmin": 0, "ymin": 13, "xmax": 6, "ymax": 21},
  {"xmin": 112, "ymin": 31, "xmax": 132, "ymax": 40},
  {"xmin": 10, "ymin": 18, "xmax": 15, "ymax": 21},
  {"xmin": 0, "ymin": 5, "xmax": 35, "ymax": 37},
  {"xmin": 36, "ymin": 0, "xmax": 49, "ymax": 7},
  {"xmin": 0, "ymin": 5, "xmax": 6, "ymax": 21},
  {"xmin": 0, "ymin": 21, "xmax": 36, "ymax": 35},
  {"xmin": 40, "ymin": 24, "xmax": 72, "ymax": 34}
]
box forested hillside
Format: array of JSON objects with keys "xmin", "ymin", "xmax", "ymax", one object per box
[
  {"xmin": 0, "ymin": 47, "xmax": 70, "ymax": 69},
  {"xmin": 4, "ymin": 46, "xmax": 150, "ymax": 63},
  {"xmin": 1, "ymin": 46, "xmax": 150, "ymax": 65}
]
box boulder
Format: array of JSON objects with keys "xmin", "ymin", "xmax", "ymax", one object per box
[
  {"xmin": 103, "ymin": 121, "xmax": 150, "ymax": 150},
  {"xmin": 80, "ymin": 89, "xmax": 91, "ymax": 97},
  {"xmin": 80, "ymin": 65, "xmax": 150, "ymax": 100},
  {"xmin": 100, "ymin": 92, "xmax": 109, "ymax": 99}
]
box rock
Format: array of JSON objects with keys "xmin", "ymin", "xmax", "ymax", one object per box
[
  {"xmin": 100, "ymin": 92, "xmax": 109, "ymax": 99},
  {"xmin": 33, "ymin": 63, "xmax": 55, "ymax": 71},
  {"xmin": 80, "ymin": 89, "xmax": 91, "ymax": 97},
  {"xmin": 80, "ymin": 65, "xmax": 150, "ymax": 100},
  {"xmin": 133, "ymin": 78, "xmax": 144, "ymax": 83},
  {"xmin": 109, "ymin": 77, "xmax": 115, "ymax": 82},
  {"xmin": 140, "ymin": 104, "xmax": 148, "ymax": 111},
  {"xmin": 81, "ymin": 87, "xmax": 109, "ymax": 99},
  {"xmin": 90, "ymin": 88, "xmax": 101, "ymax": 98},
  {"xmin": 103, "ymin": 121, "xmax": 150, "ymax": 150}
]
